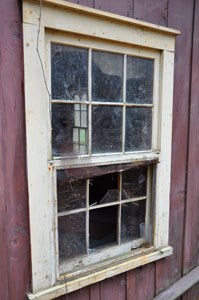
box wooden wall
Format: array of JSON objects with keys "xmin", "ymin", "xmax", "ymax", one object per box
[{"xmin": 0, "ymin": 0, "xmax": 198, "ymax": 299}]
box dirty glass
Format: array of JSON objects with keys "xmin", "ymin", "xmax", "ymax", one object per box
[
  {"xmin": 89, "ymin": 206, "xmax": 118, "ymax": 250},
  {"xmin": 92, "ymin": 51, "xmax": 123, "ymax": 102},
  {"xmin": 122, "ymin": 167, "xmax": 147, "ymax": 200},
  {"xmin": 92, "ymin": 105, "xmax": 122, "ymax": 153},
  {"xmin": 126, "ymin": 56, "xmax": 154, "ymax": 104},
  {"xmin": 125, "ymin": 107, "xmax": 152, "ymax": 151},
  {"xmin": 121, "ymin": 200, "xmax": 146, "ymax": 243},
  {"xmin": 58, "ymin": 213, "xmax": 86, "ymax": 261},
  {"xmin": 57, "ymin": 170, "xmax": 86, "ymax": 212},
  {"xmin": 52, "ymin": 103, "xmax": 88, "ymax": 157},
  {"xmin": 51, "ymin": 44, "xmax": 88, "ymax": 100},
  {"xmin": 89, "ymin": 173, "xmax": 119, "ymax": 206}
]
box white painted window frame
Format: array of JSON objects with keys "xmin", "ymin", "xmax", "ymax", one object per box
[{"xmin": 23, "ymin": 1, "xmax": 180, "ymax": 299}]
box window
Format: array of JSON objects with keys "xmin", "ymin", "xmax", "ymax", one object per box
[{"xmin": 23, "ymin": 0, "xmax": 179, "ymax": 298}]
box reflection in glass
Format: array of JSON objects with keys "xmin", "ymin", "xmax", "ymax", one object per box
[
  {"xmin": 57, "ymin": 170, "xmax": 86, "ymax": 212},
  {"xmin": 89, "ymin": 173, "xmax": 119, "ymax": 206},
  {"xmin": 58, "ymin": 213, "xmax": 86, "ymax": 261},
  {"xmin": 51, "ymin": 44, "xmax": 88, "ymax": 100},
  {"xmin": 52, "ymin": 104, "xmax": 88, "ymax": 157},
  {"xmin": 92, "ymin": 51, "xmax": 123, "ymax": 102},
  {"xmin": 122, "ymin": 167, "xmax": 147, "ymax": 199},
  {"xmin": 92, "ymin": 106, "xmax": 122, "ymax": 153},
  {"xmin": 89, "ymin": 206, "xmax": 118, "ymax": 250},
  {"xmin": 126, "ymin": 56, "xmax": 154, "ymax": 104},
  {"xmin": 121, "ymin": 200, "xmax": 146, "ymax": 243},
  {"xmin": 125, "ymin": 107, "xmax": 152, "ymax": 151}
]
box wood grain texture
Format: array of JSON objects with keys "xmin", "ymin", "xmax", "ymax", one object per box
[
  {"xmin": 57, "ymin": 286, "xmax": 90, "ymax": 300},
  {"xmin": 182, "ymin": 283, "xmax": 199, "ymax": 300},
  {"xmin": 0, "ymin": 0, "xmax": 31, "ymax": 299},
  {"xmin": 100, "ymin": 274, "xmax": 126, "ymax": 300},
  {"xmin": 134, "ymin": 0, "xmax": 168, "ymax": 26},
  {"xmin": 183, "ymin": 0, "xmax": 199, "ymax": 274},
  {"xmin": 94, "ymin": 0, "xmax": 133, "ymax": 17},
  {"xmin": 127, "ymin": 264, "xmax": 155, "ymax": 300},
  {"xmin": 155, "ymin": 0, "xmax": 195, "ymax": 293},
  {"xmin": 64, "ymin": 0, "xmax": 93, "ymax": 6}
]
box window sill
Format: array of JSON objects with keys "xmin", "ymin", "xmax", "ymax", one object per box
[{"xmin": 27, "ymin": 246, "xmax": 173, "ymax": 300}]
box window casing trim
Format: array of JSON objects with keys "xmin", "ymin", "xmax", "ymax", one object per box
[{"xmin": 23, "ymin": 0, "xmax": 179, "ymax": 296}]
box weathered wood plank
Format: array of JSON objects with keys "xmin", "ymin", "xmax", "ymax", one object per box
[
  {"xmin": 94, "ymin": 0, "xmax": 133, "ymax": 17},
  {"xmin": 0, "ymin": 0, "xmax": 31, "ymax": 299},
  {"xmin": 182, "ymin": 282, "xmax": 199, "ymax": 300},
  {"xmin": 57, "ymin": 286, "xmax": 90, "ymax": 300},
  {"xmin": 155, "ymin": 0, "xmax": 194, "ymax": 293},
  {"xmin": 90, "ymin": 283, "xmax": 100, "ymax": 300},
  {"xmin": 134, "ymin": 0, "xmax": 168, "ymax": 26},
  {"xmin": 127, "ymin": 263, "xmax": 155, "ymax": 300},
  {"xmin": 100, "ymin": 274, "xmax": 126, "ymax": 300},
  {"xmin": 65, "ymin": 0, "xmax": 93, "ymax": 7},
  {"xmin": 154, "ymin": 266, "xmax": 199, "ymax": 300},
  {"xmin": 183, "ymin": 0, "xmax": 199, "ymax": 274}
]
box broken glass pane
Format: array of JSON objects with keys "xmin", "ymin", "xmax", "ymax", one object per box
[
  {"xmin": 121, "ymin": 200, "xmax": 146, "ymax": 243},
  {"xmin": 58, "ymin": 213, "xmax": 86, "ymax": 261},
  {"xmin": 126, "ymin": 56, "xmax": 154, "ymax": 104},
  {"xmin": 92, "ymin": 51, "xmax": 123, "ymax": 102},
  {"xmin": 89, "ymin": 206, "xmax": 118, "ymax": 250},
  {"xmin": 122, "ymin": 167, "xmax": 147, "ymax": 200},
  {"xmin": 92, "ymin": 105, "xmax": 122, "ymax": 153},
  {"xmin": 51, "ymin": 44, "xmax": 88, "ymax": 100},
  {"xmin": 89, "ymin": 173, "xmax": 119, "ymax": 206},
  {"xmin": 52, "ymin": 103, "xmax": 88, "ymax": 157},
  {"xmin": 57, "ymin": 170, "xmax": 86, "ymax": 212},
  {"xmin": 125, "ymin": 107, "xmax": 152, "ymax": 151}
]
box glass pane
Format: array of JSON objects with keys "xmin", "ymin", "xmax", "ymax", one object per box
[
  {"xmin": 121, "ymin": 200, "xmax": 146, "ymax": 243},
  {"xmin": 89, "ymin": 173, "xmax": 119, "ymax": 206},
  {"xmin": 51, "ymin": 44, "xmax": 88, "ymax": 100},
  {"xmin": 122, "ymin": 167, "xmax": 147, "ymax": 200},
  {"xmin": 89, "ymin": 206, "xmax": 118, "ymax": 250},
  {"xmin": 126, "ymin": 56, "xmax": 154, "ymax": 104},
  {"xmin": 125, "ymin": 107, "xmax": 152, "ymax": 151},
  {"xmin": 52, "ymin": 103, "xmax": 88, "ymax": 157},
  {"xmin": 57, "ymin": 170, "xmax": 86, "ymax": 212},
  {"xmin": 92, "ymin": 51, "xmax": 123, "ymax": 102},
  {"xmin": 58, "ymin": 213, "xmax": 86, "ymax": 261},
  {"xmin": 92, "ymin": 106, "xmax": 122, "ymax": 153}
]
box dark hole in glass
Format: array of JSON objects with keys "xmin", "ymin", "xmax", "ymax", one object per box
[
  {"xmin": 51, "ymin": 44, "xmax": 88, "ymax": 100},
  {"xmin": 89, "ymin": 206, "xmax": 118, "ymax": 250},
  {"xmin": 89, "ymin": 172, "xmax": 119, "ymax": 206}
]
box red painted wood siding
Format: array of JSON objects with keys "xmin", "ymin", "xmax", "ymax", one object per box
[{"xmin": 0, "ymin": 0, "xmax": 199, "ymax": 299}]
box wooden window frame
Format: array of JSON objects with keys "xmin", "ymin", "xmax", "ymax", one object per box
[{"xmin": 23, "ymin": 1, "xmax": 180, "ymax": 299}]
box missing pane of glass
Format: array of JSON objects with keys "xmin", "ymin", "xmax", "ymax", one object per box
[
  {"xmin": 51, "ymin": 44, "xmax": 88, "ymax": 100},
  {"xmin": 52, "ymin": 103, "xmax": 88, "ymax": 157},
  {"xmin": 126, "ymin": 56, "xmax": 154, "ymax": 104},
  {"xmin": 122, "ymin": 167, "xmax": 147, "ymax": 200},
  {"xmin": 125, "ymin": 107, "xmax": 152, "ymax": 151},
  {"xmin": 58, "ymin": 213, "xmax": 86, "ymax": 261},
  {"xmin": 89, "ymin": 206, "xmax": 118, "ymax": 250},
  {"xmin": 89, "ymin": 172, "xmax": 119, "ymax": 206},
  {"xmin": 57, "ymin": 170, "xmax": 86, "ymax": 212},
  {"xmin": 121, "ymin": 200, "xmax": 146, "ymax": 243},
  {"xmin": 92, "ymin": 51, "xmax": 123, "ymax": 102},
  {"xmin": 92, "ymin": 105, "xmax": 122, "ymax": 153}
]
